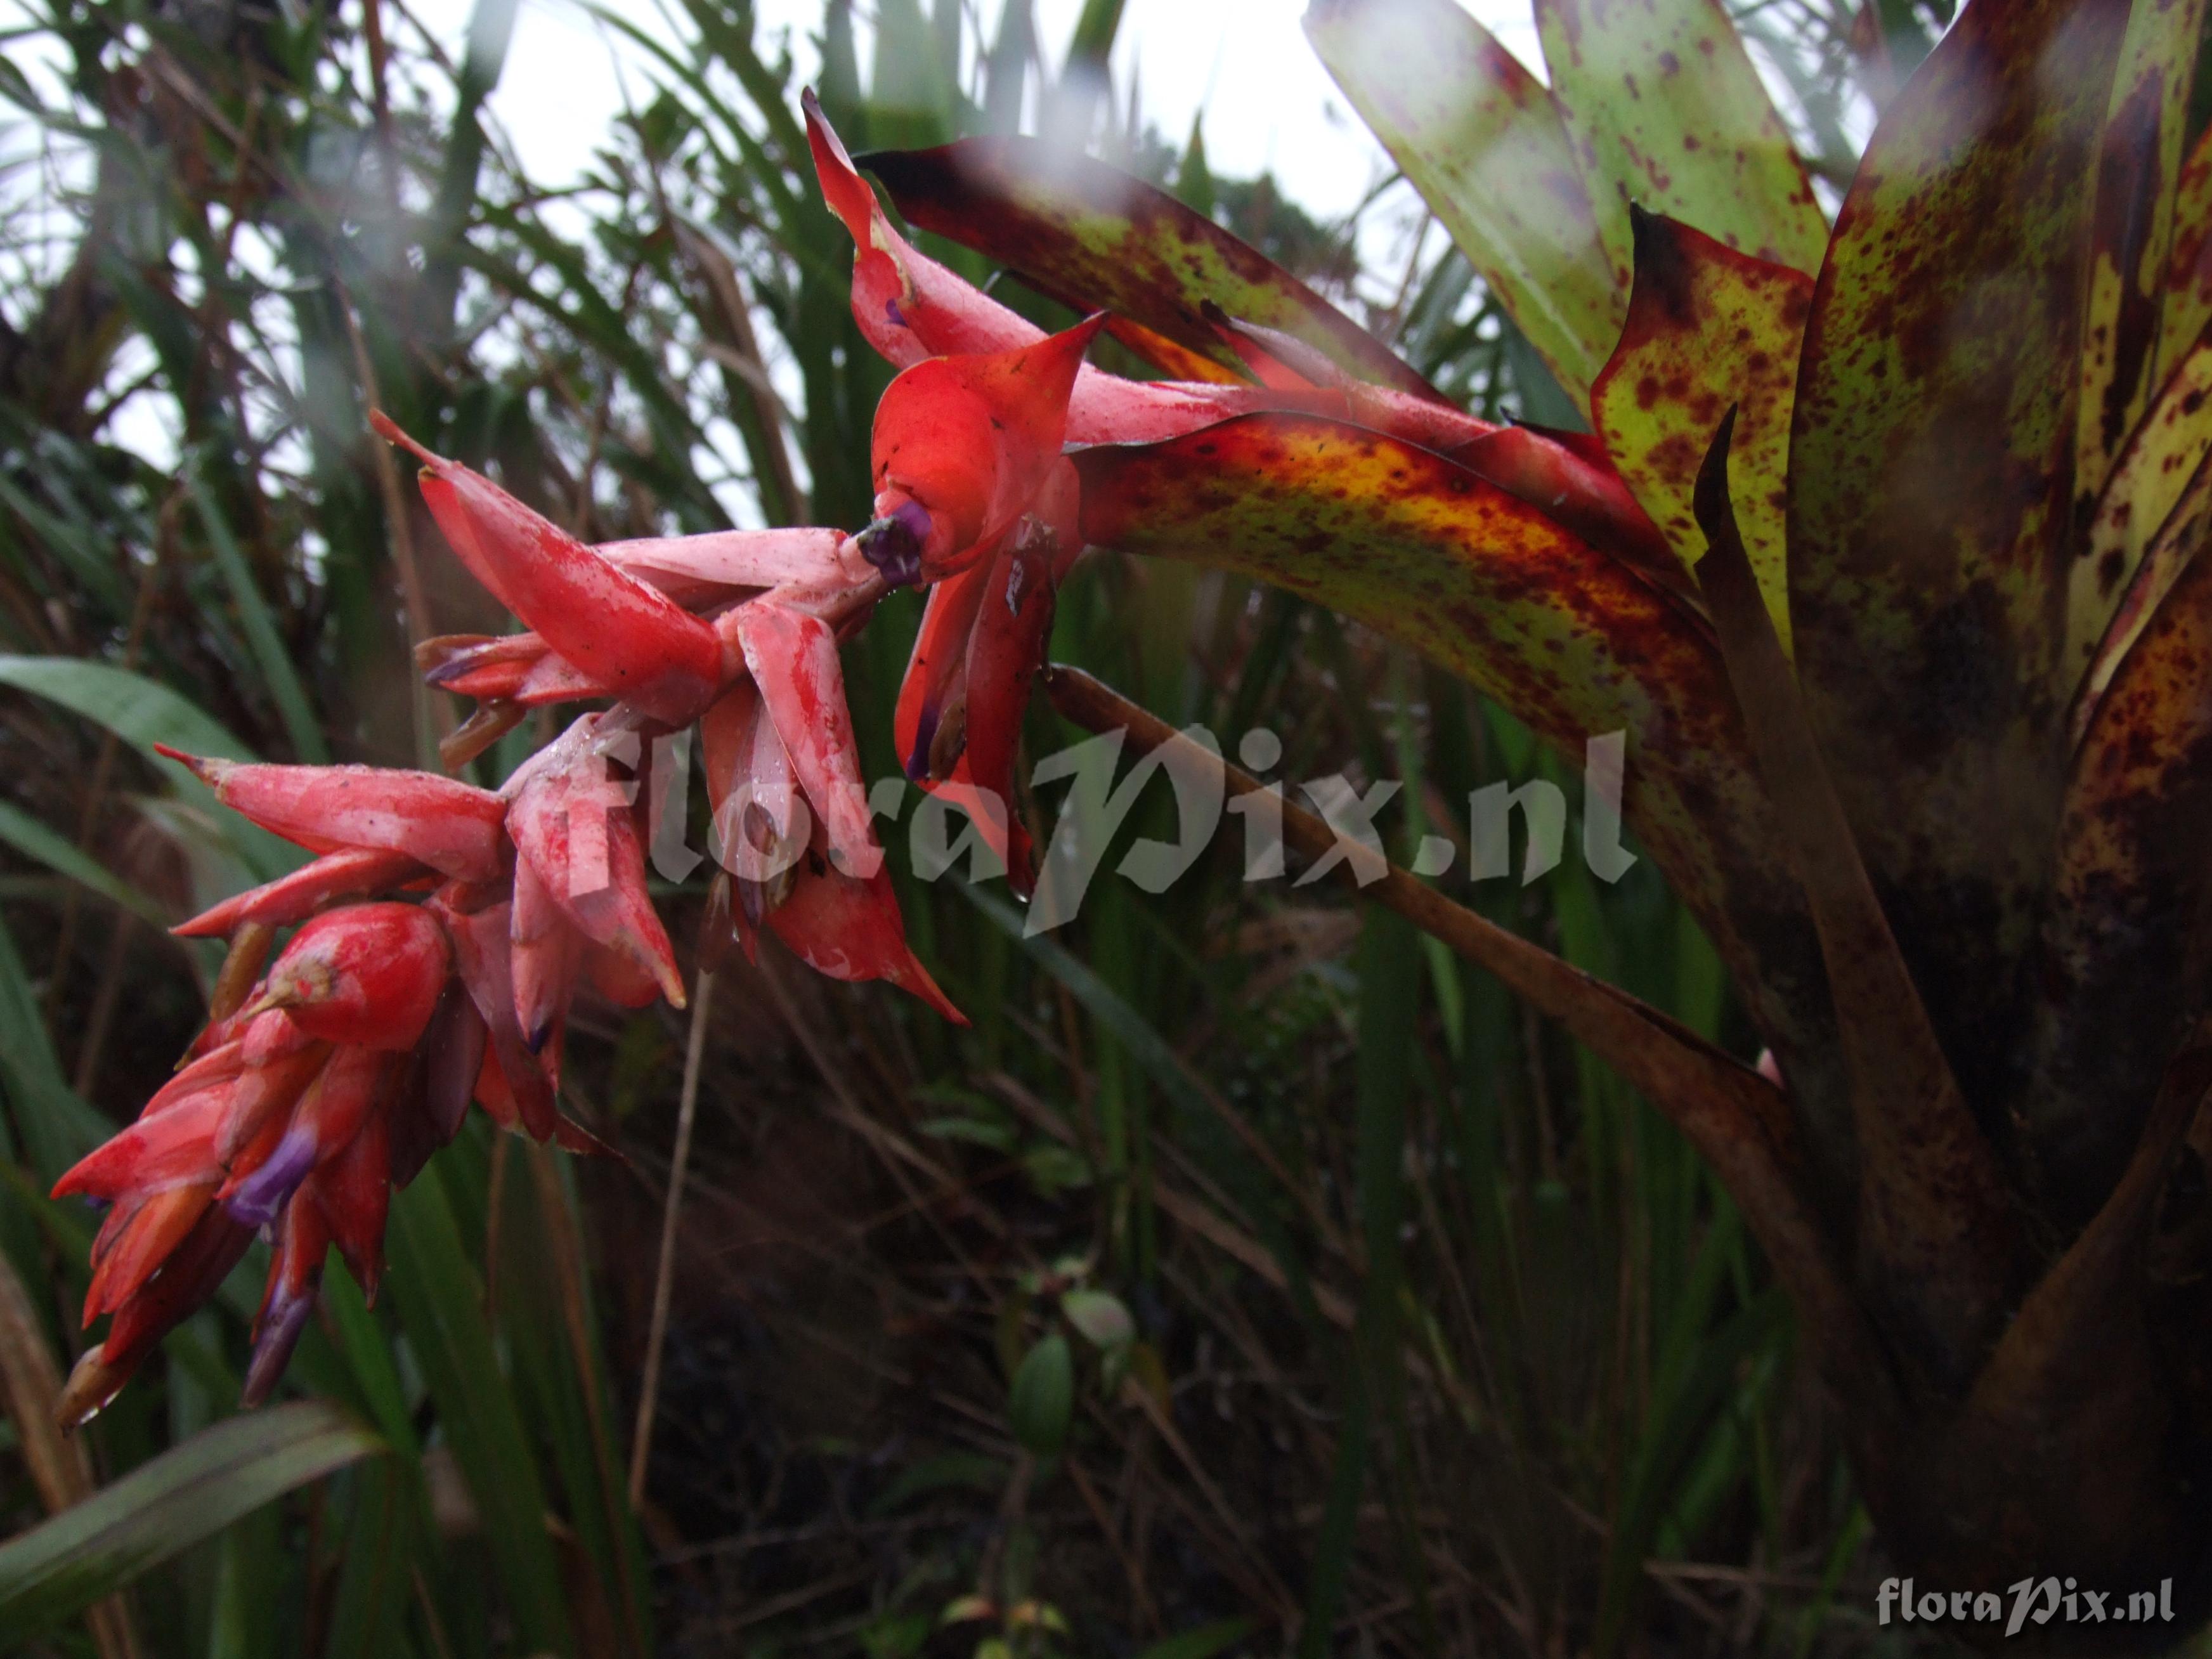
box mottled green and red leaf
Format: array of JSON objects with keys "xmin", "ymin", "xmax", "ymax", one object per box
[
  {"xmin": 859, "ymin": 137, "xmax": 1438, "ymax": 399},
  {"xmin": 1305, "ymin": 0, "xmax": 1623, "ymax": 407},
  {"xmin": 2074, "ymin": 0, "xmax": 2210, "ymax": 505},
  {"xmin": 1785, "ymin": 0, "xmax": 2133, "ymax": 1107},
  {"xmin": 2022, "ymin": 483, "xmax": 2212, "ymax": 1226},
  {"xmin": 2066, "ymin": 320, "xmax": 2212, "ymax": 715},
  {"xmin": 1533, "ymin": 0, "xmax": 1828, "ymax": 277},
  {"xmin": 1073, "ymin": 412, "xmax": 1853, "ymax": 1178},
  {"xmin": 1592, "ymin": 211, "xmax": 1811, "ymax": 648}
]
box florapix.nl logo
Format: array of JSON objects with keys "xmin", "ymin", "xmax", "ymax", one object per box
[
  {"xmin": 1878, "ymin": 1577, "xmax": 2177, "ymax": 1638},
  {"xmin": 569, "ymin": 720, "xmax": 1641, "ymax": 928}
]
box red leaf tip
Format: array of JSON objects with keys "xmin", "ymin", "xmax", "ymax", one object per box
[{"xmin": 153, "ymin": 743, "xmax": 222, "ymax": 784}]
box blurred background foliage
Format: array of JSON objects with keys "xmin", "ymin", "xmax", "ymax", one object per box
[{"xmin": 0, "ymin": 0, "xmax": 1982, "ymax": 1653}]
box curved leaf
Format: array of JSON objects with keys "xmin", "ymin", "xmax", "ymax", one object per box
[
  {"xmin": 1695, "ymin": 413, "xmax": 2012, "ymax": 1385},
  {"xmin": 2024, "ymin": 486, "xmax": 2212, "ymax": 1225},
  {"xmin": 0, "ymin": 914, "xmax": 114, "ymax": 1178},
  {"xmin": 0, "ymin": 1402, "xmax": 381, "ymax": 1643},
  {"xmin": 1532, "ymin": 0, "xmax": 1828, "ymax": 276},
  {"xmin": 2156, "ymin": 122, "xmax": 2212, "ymax": 375},
  {"xmin": 1304, "ymin": 0, "xmax": 1623, "ymax": 406},
  {"xmin": 0, "ymin": 654, "xmax": 295, "ymax": 882},
  {"xmin": 1786, "ymin": 0, "xmax": 2133, "ymax": 1109},
  {"xmin": 0, "ymin": 654, "xmax": 255, "ymax": 769},
  {"xmin": 0, "ymin": 800, "xmax": 172, "ymax": 928},
  {"xmin": 1007, "ymin": 1334, "xmax": 1074, "ymax": 1457},
  {"xmin": 385, "ymin": 1164, "xmax": 575, "ymax": 1656},
  {"xmin": 2073, "ymin": 0, "xmax": 2210, "ymax": 505},
  {"xmin": 858, "ymin": 136, "xmax": 1438, "ymax": 399},
  {"xmin": 1072, "ymin": 413, "xmax": 1856, "ymax": 1187},
  {"xmin": 1591, "ymin": 210, "xmax": 1812, "ymax": 649},
  {"xmin": 188, "ymin": 475, "xmax": 332, "ymax": 766},
  {"xmin": 2067, "ymin": 321, "xmax": 2212, "ymax": 715}
]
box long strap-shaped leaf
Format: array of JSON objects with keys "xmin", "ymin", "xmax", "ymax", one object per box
[
  {"xmin": 0, "ymin": 1252, "xmax": 139, "ymax": 1659},
  {"xmin": 1532, "ymin": 0, "xmax": 1828, "ymax": 277},
  {"xmin": 1304, "ymin": 0, "xmax": 1624, "ymax": 407},
  {"xmin": 2068, "ymin": 320, "xmax": 2212, "ymax": 725},
  {"xmin": 857, "ymin": 137, "xmax": 1440, "ymax": 400},
  {"xmin": 2020, "ymin": 481, "xmax": 2212, "ymax": 1225},
  {"xmin": 0, "ymin": 1402, "xmax": 380, "ymax": 1643},
  {"xmin": 1785, "ymin": 0, "xmax": 2134, "ymax": 1118},
  {"xmin": 1072, "ymin": 410, "xmax": 1862, "ymax": 1199},
  {"xmin": 1591, "ymin": 209, "xmax": 1812, "ymax": 651},
  {"xmin": 1965, "ymin": 1020, "xmax": 2212, "ymax": 1520},
  {"xmin": 2074, "ymin": 0, "xmax": 2211, "ymax": 507},
  {"xmin": 0, "ymin": 654, "xmax": 298, "ymax": 885},
  {"xmin": 1696, "ymin": 410, "xmax": 2015, "ymax": 1397},
  {"xmin": 2156, "ymin": 122, "xmax": 2212, "ymax": 375},
  {"xmin": 1043, "ymin": 663, "xmax": 1872, "ymax": 1381}
]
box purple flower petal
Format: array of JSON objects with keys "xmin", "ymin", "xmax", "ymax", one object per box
[
  {"xmin": 242, "ymin": 1284, "xmax": 318, "ymax": 1407},
  {"xmin": 223, "ymin": 1127, "xmax": 316, "ymax": 1230}
]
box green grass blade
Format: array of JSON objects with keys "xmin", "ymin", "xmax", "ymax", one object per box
[
  {"xmin": 384, "ymin": 1159, "xmax": 575, "ymax": 1656},
  {"xmin": 0, "ymin": 1401, "xmax": 381, "ymax": 1643},
  {"xmin": 0, "ymin": 654, "xmax": 294, "ymax": 880},
  {"xmin": 1349, "ymin": 908, "xmax": 1436, "ymax": 1648},
  {"xmin": 0, "ymin": 910, "xmax": 115, "ymax": 1176},
  {"xmin": 0, "ymin": 799, "xmax": 171, "ymax": 928},
  {"xmin": 186, "ymin": 475, "xmax": 330, "ymax": 765}
]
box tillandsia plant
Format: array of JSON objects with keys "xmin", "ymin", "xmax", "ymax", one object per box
[{"xmin": 52, "ymin": 0, "xmax": 2212, "ymax": 1636}]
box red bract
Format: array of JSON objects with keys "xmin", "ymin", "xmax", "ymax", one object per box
[
  {"xmin": 155, "ymin": 748, "xmax": 505, "ymax": 882},
  {"xmin": 890, "ymin": 465, "xmax": 1079, "ymax": 895},
  {"xmin": 865, "ymin": 316, "xmax": 1103, "ymax": 583},
  {"xmin": 505, "ymin": 712, "xmax": 687, "ymax": 1020},
  {"xmin": 173, "ymin": 847, "xmax": 430, "ymax": 939},
  {"xmin": 699, "ymin": 680, "xmax": 803, "ymax": 934},
  {"xmin": 801, "ymin": 89, "xmax": 1034, "ymax": 370},
  {"xmin": 730, "ymin": 601, "xmax": 881, "ymax": 880},
  {"xmin": 696, "ymin": 628, "xmax": 968, "ymax": 1020},
  {"xmin": 57, "ymin": 1207, "xmax": 252, "ymax": 1429},
  {"xmin": 371, "ymin": 413, "xmax": 726, "ymax": 725},
  {"xmin": 958, "ymin": 517, "xmax": 1062, "ymax": 829},
  {"xmin": 766, "ymin": 845, "xmax": 966, "ymax": 1027},
  {"xmin": 417, "ymin": 527, "xmax": 869, "ymax": 719},
  {"xmin": 800, "ymin": 98, "xmax": 1694, "ymax": 587},
  {"xmin": 248, "ymin": 903, "xmax": 450, "ymax": 1051},
  {"xmin": 599, "ymin": 526, "xmax": 858, "ymax": 600},
  {"xmin": 54, "ymin": 724, "xmax": 701, "ymax": 1419},
  {"xmin": 52, "ymin": 910, "xmax": 415, "ymax": 1420}
]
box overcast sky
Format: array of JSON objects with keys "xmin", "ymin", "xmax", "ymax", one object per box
[{"xmin": 415, "ymin": 0, "xmax": 1547, "ymax": 222}]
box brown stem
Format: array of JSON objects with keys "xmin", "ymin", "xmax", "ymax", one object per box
[
  {"xmin": 628, "ymin": 970, "xmax": 714, "ymax": 1505},
  {"xmin": 0, "ymin": 1251, "xmax": 143, "ymax": 1659},
  {"xmin": 346, "ymin": 309, "xmax": 443, "ymax": 769}
]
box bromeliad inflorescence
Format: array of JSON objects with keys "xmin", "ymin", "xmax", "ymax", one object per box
[{"xmin": 37, "ymin": 88, "xmax": 1764, "ymax": 1428}]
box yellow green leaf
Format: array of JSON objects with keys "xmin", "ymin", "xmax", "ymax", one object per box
[
  {"xmin": 1072, "ymin": 411, "xmax": 1850, "ymax": 1164},
  {"xmin": 860, "ymin": 137, "xmax": 1438, "ymax": 398},
  {"xmin": 2066, "ymin": 320, "xmax": 2212, "ymax": 715},
  {"xmin": 1785, "ymin": 0, "xmax": 2133, "ymax": 1105},
  {"xmin": 2073, "ymin": 0, "xmax": 2211, "ymax": 505},
  {"xmin": 1591, "ymin": 209, "xmax": 1812, "ymax": 651},
  {"xmin": 0, "ymin": 1403, "xmax": 380, "ymax": 1644},
  {"xmin": 1304, "ymin": 0, "xmax": 1623, "ymax": 407},
  {"xmin": 1533, "ymin": 0, "xmax": 1829, "ymax": 278},
  {"xmin": 2155, "ymin": 124, "xmax": 2212, "ymax": 389}
]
